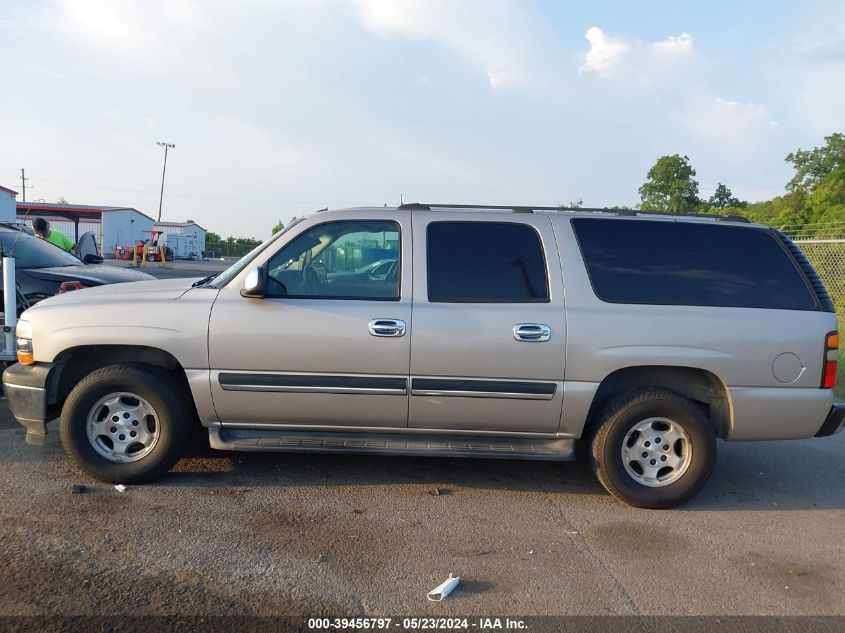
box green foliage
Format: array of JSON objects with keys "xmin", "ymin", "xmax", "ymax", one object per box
[
  {"xmin": 206, "ymin": 231, "xmax": 222, "ymax": 243},
  {"xmin": 271, "ymin": 220, "xmax": 285, "ymax": 234},
  {"xmin": 637, "ymin": 134, "xmax": 844, "ymax": 238},
  {"xmin": 639, "ymin": 154, "xmax": 700, "ymax": 212},
  {"xmin": 707, "ymin": 183, "xmax": 744, "ymax": 209},
  {"xmin": 786, "ymin": 133, "xmax": 845, "ymax": 193}
]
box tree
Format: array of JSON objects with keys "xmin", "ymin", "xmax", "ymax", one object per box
[
  {"xmin": 206, "ymin": 231, "xmax": 222, "ymax": 243},
  {"xmin": 786, "ymin": 133, "xmax": 845, "ymax": 193},
  {"xmin": 185, "ymin": 219, "xmax": 195, "ymax": 224},
  {"xmin": 638, "ymin": 154, "xmax": 700, "ymax": 212},
  {"xmin": 271, "ymin": 220, "xmax": 285, "ymax": 234},
  {"xmin": 707, "ymin": 183, "xmax": 743, "ymax": 209}
]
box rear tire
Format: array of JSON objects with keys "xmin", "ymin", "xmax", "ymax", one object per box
[
  {"xmin": 590, "ymin": 388, "xmax": 716, "ymax": 509},
  {"xmin": 60, "ymin": 364, "xmax": 191, "ymax": 484}
]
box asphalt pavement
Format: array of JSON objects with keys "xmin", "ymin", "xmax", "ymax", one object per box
[{"xmin": 0, "ymin": 401, "xmax": 843, "ymax": 618}]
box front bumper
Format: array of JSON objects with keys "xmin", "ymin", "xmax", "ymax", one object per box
[
  {"xmin": 2, "ymin": 362, "xmax": 54, "ymax": 445},
  {"xmin": 815, "ymin": 400, "xmax": 845, "ymax": 437}
]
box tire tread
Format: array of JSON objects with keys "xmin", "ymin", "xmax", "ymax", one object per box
[{"xmin": 590, "ymin": 387, "xmax": 715, "ymax": 509}]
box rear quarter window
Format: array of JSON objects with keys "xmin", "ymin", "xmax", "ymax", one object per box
[{"xmin": 571, "ymin": 218, "xmax": 818, "ymax": 311}]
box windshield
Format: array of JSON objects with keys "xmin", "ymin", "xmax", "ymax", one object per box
[
  {"xmin": 1, "ymin": 232, "xmax": 81, "ymax": 268},
  {"xmin": 209, "ymin": 217, "xmax": 304, "ymax": 288}
]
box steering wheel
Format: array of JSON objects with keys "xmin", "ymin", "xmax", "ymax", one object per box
[{"xmin": 303, "ymin": 264, "xmax": 322, "ymax": 294}]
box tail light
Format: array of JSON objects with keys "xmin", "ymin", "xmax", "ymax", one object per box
[{"xmin": 821, "ymin": 331, "xmax": 839, "ymax": 389}]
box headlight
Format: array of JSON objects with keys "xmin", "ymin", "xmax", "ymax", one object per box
[
  {"xmin": 15, "ymin": 320, "xmax": 33, "ymax": 365},
  {"xmin": 16, "ymin": 337, "xmax": 33, "ymax": 365}
]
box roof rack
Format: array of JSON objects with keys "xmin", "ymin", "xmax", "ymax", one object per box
[{"xmin": 397, "ymin": 203, "xmax": 750, "ymax": 223}]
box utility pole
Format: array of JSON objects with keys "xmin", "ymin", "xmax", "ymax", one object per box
[
  {"xmin": 156, "ymin": 142, "xmax": 175, "ymax": 222},
  {"xmin": 20, "ymin": 168, "xmax": 29, "ymax": 202}
]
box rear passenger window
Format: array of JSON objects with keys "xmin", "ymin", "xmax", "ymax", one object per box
[
  {"xmin": 572, "ymin": 218, "xmax": 817, "ymax": 310},
  {"xmin": 427, "ymin": 222, "xmax": 549, "ymax": 303}
]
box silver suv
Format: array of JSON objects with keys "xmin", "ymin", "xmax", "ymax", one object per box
[{"xmin": 4, "ymin": 204, "xmax": 844, "ymax": 508}]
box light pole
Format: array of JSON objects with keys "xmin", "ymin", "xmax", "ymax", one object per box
[{"xmin": 156, "ymin": 141, "xmax": 175, "ymax": 221}]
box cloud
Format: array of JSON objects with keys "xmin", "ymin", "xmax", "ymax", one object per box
[
  {"xmin": 351, "ymin": 0, "xmax": 549, "ymax": 89},
  {"xmin": 651, "ymin": 33, "xmax": 694, "ymax": 56},
  {"xmin": 582, "ymin": 27, "xmax": 630, "ymax": 79},
  {"xmin": 581, "ymin": 26, "xmax": 694, "ymax": 82},
  {"xmin": 672, "ymin": 96, "xmax": 778, "ymax": 147},
  {"xmin": 776, "ymin": 24, "xmax": 845, "ymax": 135}
]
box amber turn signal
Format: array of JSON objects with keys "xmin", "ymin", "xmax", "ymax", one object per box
[
  {"xmin": 16, "ymin": 350, "xmax": 33, "ymax": 365},
  {"xmin": 15, "ymin": 337, "xmax": 34, "ymax": 366}
]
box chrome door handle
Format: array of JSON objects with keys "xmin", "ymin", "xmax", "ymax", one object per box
[
  {"xmin": 369, "ymin": 318, "xmax": 406, "ymax": 337},
  {"xmin": 513, "ymin": 323, "xmax": 551, "ymax": 342}
]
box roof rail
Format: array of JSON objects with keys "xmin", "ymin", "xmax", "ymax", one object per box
[{"xmin": 397, "ymin": 203, "xmax": 750, "ymax": 223}]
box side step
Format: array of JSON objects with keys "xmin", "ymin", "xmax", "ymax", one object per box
[{"xmin": 208, "ymin": 427, "xmax": 575, "ymax": 461}]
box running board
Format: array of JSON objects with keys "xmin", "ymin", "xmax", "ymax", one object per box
[{"xmin": 208, "ymin": 427, "xmax": 575, "ymax": 461}]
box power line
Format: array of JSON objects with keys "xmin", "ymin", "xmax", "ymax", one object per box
[{"xmin": 13, "ymin": 176, "xmax": 382, "ymax": 207}]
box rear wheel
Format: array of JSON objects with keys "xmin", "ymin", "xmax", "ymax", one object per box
[
  {"xmin": 590, "ymin": 388, "xmax": 716, "ymax": 509},
  {"xmin": 60, "ymin": 364, "xmax": 191, "ymax": 483}
]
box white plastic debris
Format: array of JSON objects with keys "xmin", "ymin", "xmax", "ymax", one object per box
[
  {"xmin": 114, "ymin": 484, "xmax": 127, "ymax": 492},
  {"xmin": 427, "ymin": 574, "xmax": 460, "ymax": 601}
]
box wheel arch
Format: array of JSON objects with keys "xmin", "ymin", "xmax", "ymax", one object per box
[
  {"xmin": 47, "ymin": 345, "xmax": 187, "ymax": 410},
  {"xmin": 584, "ymin": 365, "xmax": 732, "ymax": 439}
]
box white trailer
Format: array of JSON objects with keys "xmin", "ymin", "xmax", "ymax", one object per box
[{"xmin": 166, "ymin": 233, "xmax": 201, "ymax": 260}]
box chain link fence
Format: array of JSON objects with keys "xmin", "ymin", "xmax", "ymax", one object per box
[
  {"xmin": 204, "ymin": 241, "xmax": 261, "ymax": 259},
  {"xmin": 797, "ymin": 239, "xmax": 845, "ymax": 395},
  {"xmin": 796, "ymin": 239, "xmax": 845, "ymax": 321}
]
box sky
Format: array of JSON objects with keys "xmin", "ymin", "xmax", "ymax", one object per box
[{"xmin": 1, "ymin": 0, "xmax": 844, "ymax": 239}]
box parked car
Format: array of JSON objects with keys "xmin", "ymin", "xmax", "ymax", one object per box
[
  {"xmin": 0, "ymin": 225, "xmax": 155, "ymax": 312},
  {"xmin": 3, "ymin": 205, "xmax": 843, "ymax": 508}
]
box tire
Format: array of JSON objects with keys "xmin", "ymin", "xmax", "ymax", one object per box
[
  {"xmin": 590, "ymin": 388, "xmax": 716, "ymax": 509},
  {"xmin": 60, "ymin": 364, "xmax": 192, "ymax": 484},
  {"xmin": 147, "ymin": 254, "xmax": 156, "ymax": 262}
]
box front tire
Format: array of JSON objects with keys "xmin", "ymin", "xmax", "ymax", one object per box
[
  {"xmin": 60, "ymin": 365, "xmax": 191, "ymax": 484},
  {"xmin": 590, "ymin": 388, "xmax": 716, "ymax": 509}
]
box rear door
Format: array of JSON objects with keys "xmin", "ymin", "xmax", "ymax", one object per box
[{"xmin": 408, "ymin": 213, "xmax": 566, "ymax": 433}]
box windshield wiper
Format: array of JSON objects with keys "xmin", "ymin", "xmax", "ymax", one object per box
[{"xmin": 192, "ymin": 273, "xmax": 220, "ymax": 287}]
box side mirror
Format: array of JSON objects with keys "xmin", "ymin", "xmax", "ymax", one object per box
[
  {"xmin": 240, "ymin": 266, "xmax": 266, "ymax": 298},
  {"xmin": 82, "ymin": 253, "xmax": 103, "ymax": 264}
]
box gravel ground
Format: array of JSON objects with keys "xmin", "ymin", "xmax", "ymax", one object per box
[{"xmin": 0, "ymin": 403, "xmax": 843, "ymax": 619}]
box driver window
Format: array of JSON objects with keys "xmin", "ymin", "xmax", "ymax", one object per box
[{"xmin": 266, "ymin": 220, "xmax": 400, "ymax": 300}]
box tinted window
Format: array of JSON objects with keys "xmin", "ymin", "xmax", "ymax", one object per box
[
  {"xmin": 572, "ymin": 218, "xmax": 817, "ymax": 310},
  {"xmin": 427, "ymin": 222, "xmax": 549, "ymax": 303},
  {"xmin": 266, "ymin": 220, "xmax": 400, "ymax": 300}
]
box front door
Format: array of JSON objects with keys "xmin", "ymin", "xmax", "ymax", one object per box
[
  {"xmin": 408, "ymin": 213, "xmax": 566, "ymax": 434},
  {"xmin": 208, "ymin": 213, "xmax": 411, "ymax": 429}
]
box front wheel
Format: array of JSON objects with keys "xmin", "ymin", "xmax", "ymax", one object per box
[
  {"xmin": 590, "ymin": 388, "xmax": 716, "ymax": 509},
  {"xmin": 60, "ymin": 365, "xmax": 192, "ymax": 483}
]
